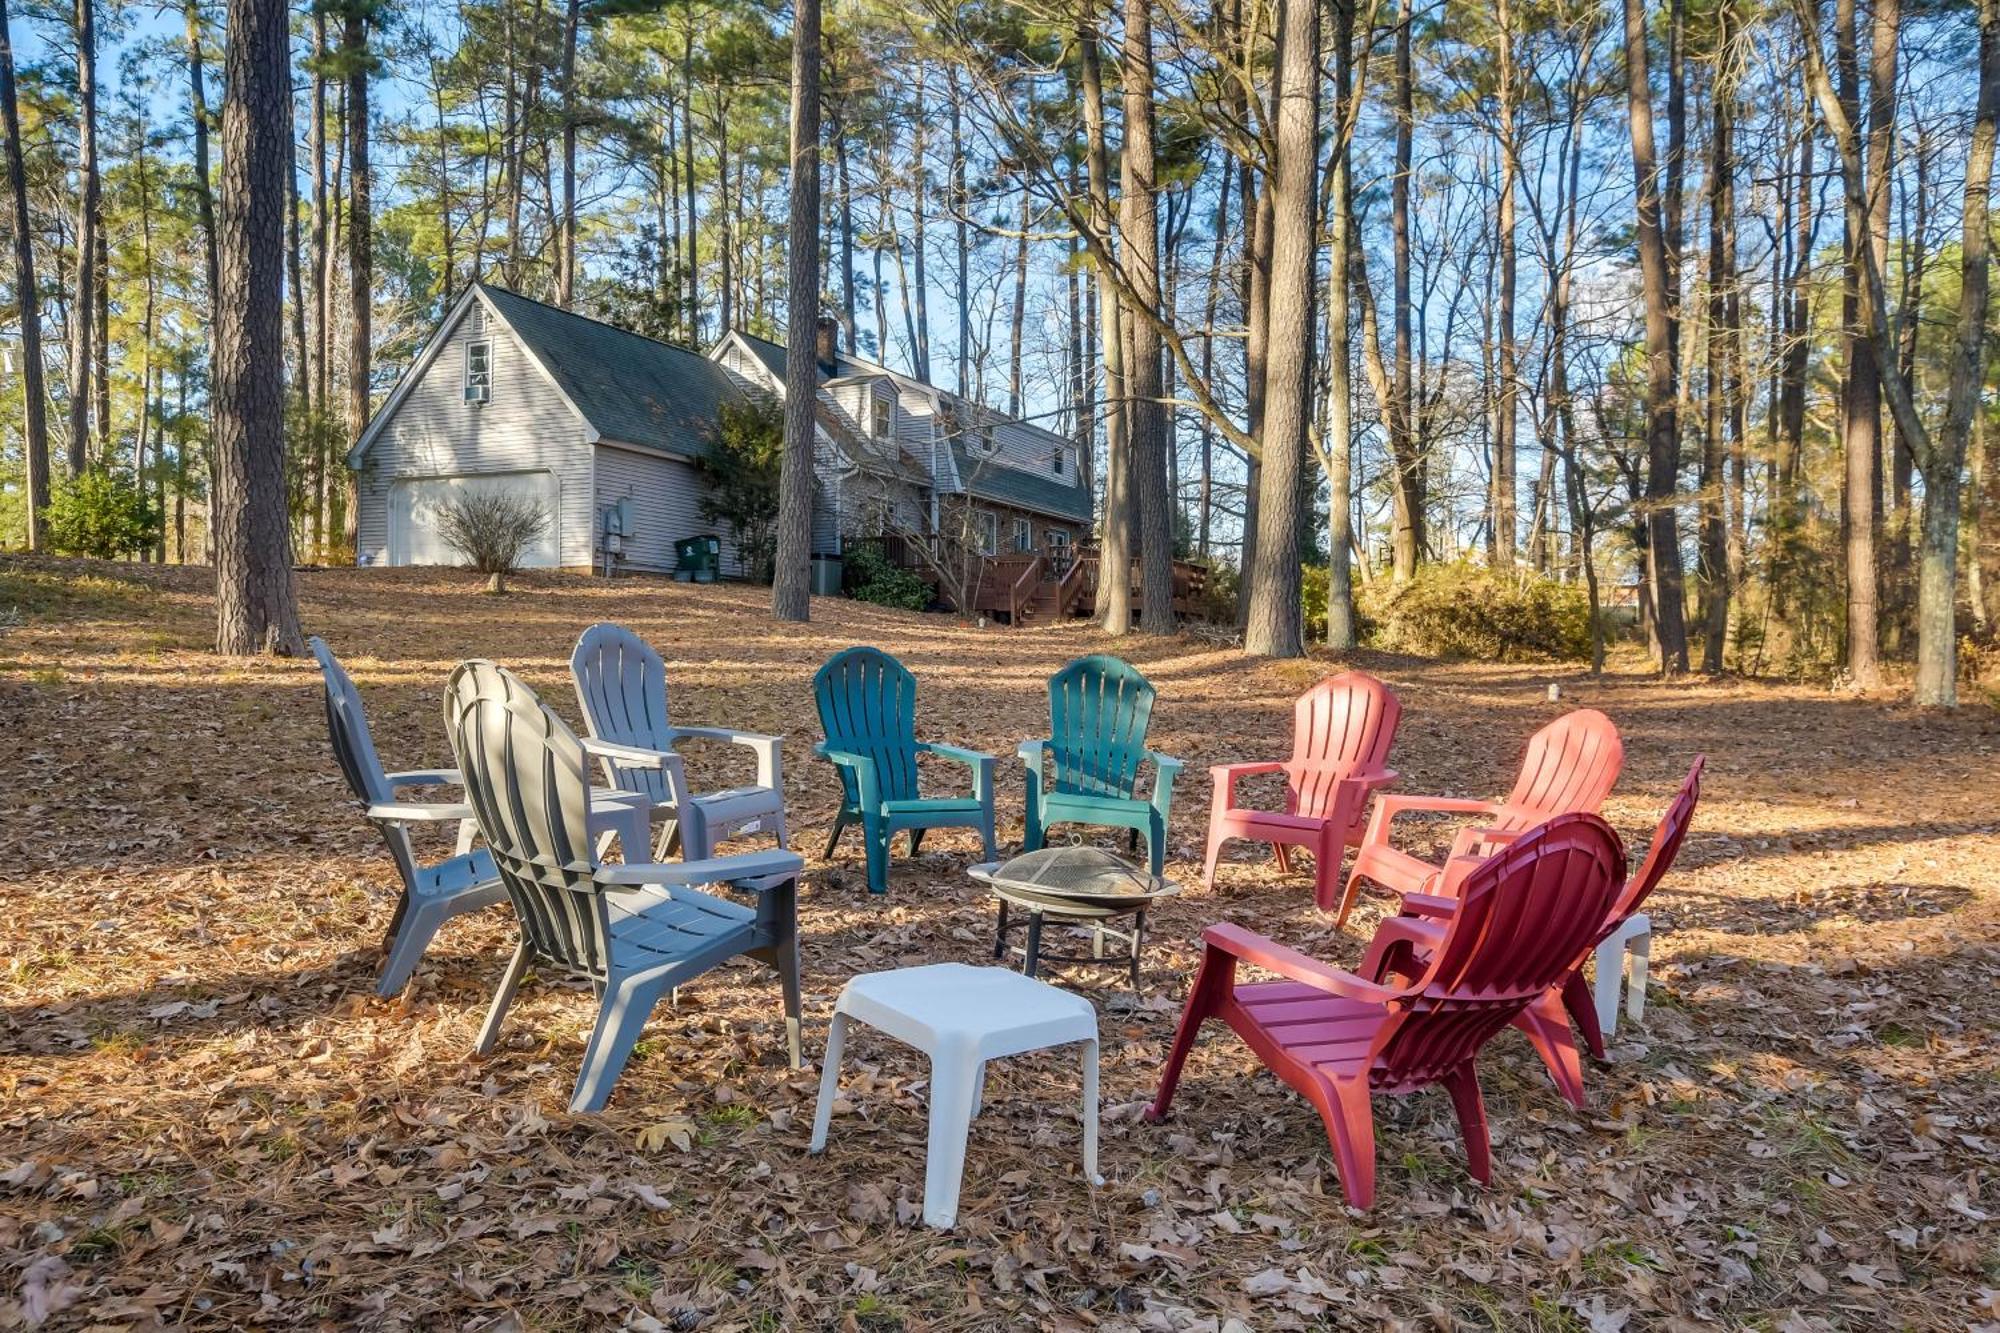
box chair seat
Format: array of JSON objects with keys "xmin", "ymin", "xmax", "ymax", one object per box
[
  {"xmin": 415, "ymin": 848, "xmax": 503, "ymax": 901},
  {"xmin": 1044, "ymin": 791, "xmax": 1154, "ymax": 822},
  {"xmin": 1350, "ymin": 841, "xmax": 1444, "ymax": 896},
  {"xmin": 882, "ymin": 795, "xmax": 987, "ymax": 817},
  {"xmin": 605, "ymin": 882, "xmax": 756, "ymax": 964},
  {"xmin": 1232, "ymin": 980, "xmax": 1389, "ymax": 1079},
  {"xmin": 1220, "ymin": 809, "xmax": 1328, "ymax": 838}
]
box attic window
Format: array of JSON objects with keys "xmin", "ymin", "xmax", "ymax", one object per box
[
  {"xmin": 1051, "ymin": 447, "xmax": 1066, "ymax": 476},
  {"xmin": 974, "ymin": 426, "xmax": 997, "ymax": 456},
  {"xmin": 464, "ymin": 340, "xmax": 492, "ymax": 405},
  {"xmin": 870, "ymin": 395, "xmax": 892, "ymax": 441}
]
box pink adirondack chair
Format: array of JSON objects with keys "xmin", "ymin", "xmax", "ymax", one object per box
[
  {"xmin": 1360, "ymin": 757, "xmax": 1703, "ymax": 1109},
  {"xmin": 1333, "ymin": 708, "xmax": 1624, "ymax": 930},
  {"xmin": 1202, "ymin": 672, "xmax": 1401, "ymax": 911},
  {"xmin": 1147, "ymin": 814, "xmax": 1627, "ymax": 1208}
]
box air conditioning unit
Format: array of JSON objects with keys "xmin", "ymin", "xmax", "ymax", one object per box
[{"xmin": 465, "ymin": 383, "xmax": 490, "ymax": 405}]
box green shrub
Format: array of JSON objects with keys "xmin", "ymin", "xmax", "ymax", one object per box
[
  {"xmin": 45, "ymin": 468, "xmax": 160, "ymax": 560},
  {"xmin": 843, "ymin": 541, "xmax": 931, "ymax": 611},
  {"xmin": 1357, "ymin": 561, "xmax": 1591, "ymax": 661},
  {"xmin": 694, "ymin": 398, "xmax": 784, "ymax": 582}
]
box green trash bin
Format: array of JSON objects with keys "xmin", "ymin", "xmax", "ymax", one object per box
[{"xmin": 674, "ymin": 534, "xmax": 721, "ymax": 583}]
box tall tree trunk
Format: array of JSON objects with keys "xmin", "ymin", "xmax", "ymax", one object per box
[
  {"xmin": 1700, "ymin": 17, "xmax": 1736, "ymax": 675},
  {"xmin": 557, "ymin": 0, "xmax": 580, "ymax": 306},
  {"xmin": 1236, "ymin": 162, "xmax": 1270, "ymax": 629},
  {"xmin": 1120, "ymin": 0, "xmax": 1174, "ymax": 635},
  {"xmin": 1835, "ymin": 0, "xmax": 1886, "ymax": 685},
  {"xmin": 213, "ymin": 0, "xmax": 304, "ymax": 655},
  {"xmin": 1321, "ymin": 0, "xmax": 1357, "ymax": 649},
  {"xmin": 771, "ymin": 0, "xmax": 821, "ymax": 622},
  {"xmin": 1197, "ymin": 154, "xmax": 1230, "ymax": 563},
  {"xmin": 1081, "ymin": 7, "xmax": 1132, "ymax": 635},
  {"xmin": 949, "ymin": 67, "xmax": 970, "ymax": 396},
  {"xmin": 1489, "ymin": 0, "xmax": 1518, "ymax": 570},
  {"xmin": 1, "ymin": 0, "xmax": 49, "ymax": 548},
  {"xmin": 1388, "ymin": 0, "xmax": 1422, "ymax": 580},
  {"xmin": 1245, "ymin": 0, "xmax": 1316, "ymax": 657},
  {"xmin": 67, "ymin": 0, "xmax": 97, "ymax": 476},
  {"xmin": 1625, "ymin": 0, "xmax": 1691, "ymax": 672},
  {"xmin": 1009, "ymin": 178, "xmax": 1028, "ymax": 416},
  {"xmin": 1912, "ymin": 0, "xmax": 1996, "ymax": 704},
  {"xmin": 342, "ymin": 2, "xmax": 371, "ymax": 553},
  {"xmin": 309, "ymin": 6, "xmax": 327, "ymax": 417},
  {"xmin": 681, "ymin": 21, "xmax": 698, "ymax": 336},
  {"xmin": 910, "ymin": 67, "xmax": 932, "ymax": 381}
]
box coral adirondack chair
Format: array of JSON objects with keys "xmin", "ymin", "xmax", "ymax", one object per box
[
  {"xmin": 311, "ymin": 637, "xmax": 508, "ymax": 997},
  {"xmin": 570, "ymin": 623, "xmax": 788, "ymax": 861},
  {"xmin": 1364, "ymin": 758, "xmax": 1705, "ymax": 1108},
  {"xmin": 1147, "ymin": 813, "xmax": 1627, "ymax": 1208},
  {"xmin": 1019, "ymin": 656, "xmax": 1183, "ymax": 876},
  {"xmin": 1202, "ymin": 672, "xmax": 1401, "ymax": 910},
  {"xmin": 813, "ymin": 646, "xmax": 998, "ymax": 894},
  {"xmin": 446, "ymin": 659, "xmax": 806, "ymax": 1113},
  {"xmin": 1334, "ymin": 708, "xmax": 1623, "ymax": 929}
]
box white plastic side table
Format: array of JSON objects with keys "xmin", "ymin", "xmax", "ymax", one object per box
[{"xmin": 808, "ymin": 962, "xmax": 1102, "ymax": 1229}]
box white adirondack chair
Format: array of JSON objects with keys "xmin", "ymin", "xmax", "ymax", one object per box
[
  {"xmin": 311, "ymin": 638, "xmax": 510, "ymax": 997},
  {"xmin": 446, "ymin": 659, "xmax": 805, "ymax": 1112},
  {"xmin": 570, "ymin": 623, "xmax": 789, "ymax": 862}
]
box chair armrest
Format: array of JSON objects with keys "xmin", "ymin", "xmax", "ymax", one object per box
[
  {"xmin": 1358, "ymin": 793, "xmax": 1502, "ymax": 853},
  {"xmin": 1399, "ymin": 891, "xmax": 1460, "ymax": 918},
  {"xmin": 1359, "ymin": 914, "xmax": 1449, "ymax": 983},
  {"xmin": 918, "ymin": 741, "xmax": 996, "ymax": 805},
  {"xmin": 386, "ymin": 768, "xmax": 462, "ymax": 789},
  {"xmin": 1146, "ymin": 750, "xmax": 1184, "ymax": 812},
  {"xmin": 1208, "ymin": 761, "xmax": 1284, "ymax": 804},
  {"xmin": 672, "ymin": 726, "xmax": 782, "ymax": 791},
  {"xmin": 366, "ymin": 799, "xmax": 473, "ymax": 823},
  {"xmin": 815, "ymin": 746, "xmax": 882, "ymax": 806},
  {"xmin": 1349, "ymin": 766, "xmax": 1398, "ymax": 789},
  {"xmin": 582, "ymin": 738, "xmax": 687, "ymax": 806},
  {"xmin": 1202, "ymin": 922, "xmax": 1406, "ymax": 1005},
  {"xmin": 594, "ymin": 848, "xmax": 805, "ymax": 889},
  {"xmin": 1017, "ymin": 738, "xmax": 1050, "ymax": 777}
]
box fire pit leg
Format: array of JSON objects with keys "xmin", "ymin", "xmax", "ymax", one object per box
[
  {"xmin": 993, "ymin": 898, "xmax": 1010, "ymax": 960},
  {"xmin": 1023, "ymin": 910, "xmax": 1045, "ymax": 978}
]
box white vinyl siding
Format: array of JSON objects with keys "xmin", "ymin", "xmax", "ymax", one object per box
[
  {"xmin": 356, "ymin": 309, "xmax": 594, "ymax": 568},
  {"xmin": 593, "ymin": 444, "xmax": 746, "ymax": 577}
]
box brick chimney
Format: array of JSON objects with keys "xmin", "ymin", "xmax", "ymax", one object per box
[{"xmin": 814, "ymin": 316, "xmax": 840, "ymax": 376}]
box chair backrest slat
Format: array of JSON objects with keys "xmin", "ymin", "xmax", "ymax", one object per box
[
  {"xmin": 1048, "ymin": 655, "xmax": 1156, "ymax": 799},
  {"xmin": 1369, "ymin": 814, "xmax": 1625, "ymax": 1092},
  {"xmin": 1496, "ymin": 709, "xmax": 1624, "ymax": 827},
  {"xmin": 449, "ymin": 660, "xmax": 612, "ymax": 979},
  {"xmin": 311, "ymin": 637, "xmax": 421, "ymax": 889},
  {"xmin": 814, "ymin": 647, "xmax": 923, "ymax": 805},
  {"xmin": 571, "ymin": 623, "xmax": 676, "ymax": 806},
  {"xmin": 1282, "ymin": 672, "xmax": 1401, "ymax": 820}
]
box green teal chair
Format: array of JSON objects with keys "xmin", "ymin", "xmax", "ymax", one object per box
[
  {"xmin": 814, "ymin": 646, "xmax": 997, "ymax": 894},
  {"xmin": 1019, "ymin": 655, "xmax": 1183, "ymax": 875}
]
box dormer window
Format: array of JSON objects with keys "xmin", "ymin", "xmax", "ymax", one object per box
[
  {"xmin": 870, "ymin": 394, "xmax": 893, "ymax": 441},
  {"xmin": 1051, "ymin": 447, "xmax": 1067, "ymax": 476},
  {"xmin": 464, "ymin": 340, "xmax": 492, "ymax": 405},
  {"xmin": 974, "ymin": 426, "xmax": 997, "ymax": 456}
]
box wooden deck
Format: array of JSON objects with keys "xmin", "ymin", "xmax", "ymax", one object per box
[{"xmin": 963, "ymin": 548, "xmax": 1209, "ymax": 625}]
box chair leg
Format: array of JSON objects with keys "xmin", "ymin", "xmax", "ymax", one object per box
[
  {"xmin": 1316, "ymin": 1076, "xmax": 1378, "ymax": 1209},
  {"xmin": 679, "ymin": 808, "xmax": 713, "ymax": 864},
  {"xmin": 1146, "ymin": 813, "xmax": 1166, "ymax": 877},
  {"xmin": 1591, "ymin": 933, "xmax": 1627, "ymax": 1044},
  {"xmin": 1022, "ymin": 798, "xmax": 1044, "ymax": 855},
  {"xmin": 1332, "ymin": 867, "xmax": 1370, "ymax": 932},
  {"xmin": 1442, "ymin": 1065, "xmax": 1492, "ymax": 1186},
  {"xmin": 909, "ymin": 828, "xmax": 924, "ymax": 856},
  {"xmin": 1127, "ymin": 827, "xmax": 1141, "ymax": 854},
  {"xmin": 569, "ymin": 970, "xmax": 673, "ymax": 1113},
  {"xmin": 1080, "ymin": 1037, "xmax": 1102, "ymax": 1186},
  {"xmin": 862, "ymin": 817, "xmax": 890, "ymax": 895},
  {"xmin": 1312, "ymin": 831, "xmax": 1344, "ymax": 913},
  {"xmin": 922, "ymin": 1052, "xmax": 983, "ymax": 1228},
  {"xmin": 773, "ymin": 922, "xmax": 804, "ymax": 1071},
  {"xmin": 768, "ymin": 806, "xmax": 789, "ymax": 852},
  {"xmin": 1563, "ymin": 969, "xmax": 1608, "ymax": 1061},
  {"xmin": 1201, "ymin": 825, "xmax": 1229, "ymax": 891},
  {"xmin": 475, "ymin": 941, "xmax": 533, "ymax": 1056},
  {"xmin": 1625, "ymin": 924, "xmax": 1651, "ymax": 1025},
  {"xmin": 1513, "ymin": 991, "xmax": 1587, "ymax": 1110},
  {"xmin": 977, "ymin": 809, "xmax": 997, "ymax": 863},
  {"xmin": 823, "ymin": 811, "xmax": 849, "ymax": 861},
  {"xmin": 1146, "ymin": 945, "xmax": 1231, "ymax": 1123},
  {"xmin": 377, "ymin": 898, "xmax": 449, "ymax": 998},
  {"xmin": 1273, "ymin": 843, "xmax": 1294, "ymax": 874},
  {"xmin": 808, "ymin": 1011, "xmax": 850, "ymax": 1153}
]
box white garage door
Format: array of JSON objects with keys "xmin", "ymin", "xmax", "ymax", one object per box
[{"xmin": 388, "ymin": 471, "xmax": 561, "ymax": 568}]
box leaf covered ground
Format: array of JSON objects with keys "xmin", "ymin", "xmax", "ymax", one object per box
[{"xmin": 2, "ymin": 558, "xmax": 1997, "ymax": 1332}]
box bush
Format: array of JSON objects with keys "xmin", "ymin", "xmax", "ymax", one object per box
[
  {"xmin": 1357, "ymin": 561, "xmax": 1592, "ymax": 661},
  {"xmin": 843, "ymin": 541, "xmax": 931, "ymax": 611},
  {"xmin": 433, "ymin": 491, "xmax": 550, "ymax": 593},
  {"xmin": 694, "ymin": 398, "xmax": 784, "ymax": 582},
  {"xmin": 45, "ymin": 468, "xmax": 160, "ymax": 559}
]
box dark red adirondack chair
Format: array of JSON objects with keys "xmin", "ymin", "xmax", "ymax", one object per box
[
  {"xmin": 1360, "ymin": 757, "xmax": 1704, "ymax": 1109},
  {"xmin": 1333, "ymin": 708, "xmax": 1624, "ymax": 930},
  {"xmin": 1201, "ymin": 672, "xmax": 1401, "ymax": 910},
  {"xmin": 1147, "ymin": 814, "xmax": 1627, "ymax": 1208}
]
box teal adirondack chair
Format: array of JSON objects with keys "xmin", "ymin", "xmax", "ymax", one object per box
[
  {"xmin": 1019, "ymin": 655, "xmax": 1182, "ymax": 876},
  {"xmin": 814, "ymin": 646, "xmax": 998, "ymax": 894}
]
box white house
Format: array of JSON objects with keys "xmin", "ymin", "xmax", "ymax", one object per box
[{"xmin": 348, "ymin": 285, "xmax": 1093, "ymax": 579}]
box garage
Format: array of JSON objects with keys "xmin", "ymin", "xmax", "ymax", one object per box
[{"xmin": 387, "ymin": 470, "xmax": 562, "ymax": 568}]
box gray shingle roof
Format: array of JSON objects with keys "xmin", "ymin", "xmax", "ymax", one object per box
[
  {"xmin": 481, "ymin": 284, "xmax": 745, "ymax": 458},
  {"xmin": 732, "ymin": 328, "xmax": 1092, "ymax": 524}
]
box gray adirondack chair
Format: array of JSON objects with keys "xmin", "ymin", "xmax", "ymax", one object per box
[
  {"xmin": 570, "ymin": 623, "xmax": 789, "ymax": 862},
  {"xmin": 446, "ymin": 659, "xmax": 805, "ymax": 1113},
  {"xmin": 311, "ymin": 637, "xmax": 509, "ymax": 997}
]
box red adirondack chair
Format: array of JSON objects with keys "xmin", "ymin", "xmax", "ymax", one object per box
[
  {"xmin": 1360, "ymin": 757, "xmax": 1704, "ymax": 1109},
  {"xmin": 1147, "ymin": 814, "xmax": 1627, "ymax": 1208},
  {"xmin": 1201, "ymin": 672, "xmax": 1401, "ymax": 910},
  {"xmin": 1333, "ymin": 708, "xmax": 1624, "ymax": 930}
]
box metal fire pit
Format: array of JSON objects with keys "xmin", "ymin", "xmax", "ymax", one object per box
[{"xmin": 967, "ymin": 846, "xmax": 1180, "ymax": 987}]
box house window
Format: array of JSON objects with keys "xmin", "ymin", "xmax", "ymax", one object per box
[
  {"xmin": 974, "ymin": 510, "xmax": 998, "ymax": 556},
  {"xmin": 1051, "ymin": 447, "xmax": 1066, "ymax": 476},
  {"xmin": 1013, "ymin": 517, "xmax": 1033, "ymax": 552},
  {"xmin": 871, "ymin": 395, "xmax": 893, "ymax": 441},
  {"xmin": 974, "ymin": 425, "xmax": 997, "ymax": 456},
  {"xmin": 464, "ymin": 340, "xmax": 492, "ymax": 404}
]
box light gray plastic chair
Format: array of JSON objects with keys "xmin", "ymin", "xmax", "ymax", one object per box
[
  {"xmin": 311, "ymin": 637, "xmax": 509, "ymax": 997},
  {"xmin": 570, "ymin": 623, "xmax": 789, "ymax": 862},
  {"xmin": 446, "ymin": 659, "xmax": 805, "ymax": 1113}
]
